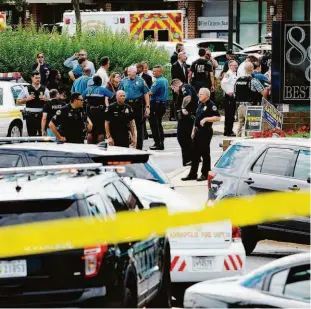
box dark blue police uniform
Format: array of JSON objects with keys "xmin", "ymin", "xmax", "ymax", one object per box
[
  {"xmin": 119, "ymin": 76, "xmax": 149, "ymax": 150},
  {"xmin": 188, "ymin": 99, "xmax": 220, "ymax": 179},
  {"xmin": 149, "ymin": 76, "xmax": 169, "ymax": 149},
  {"xmin": 176, "ymin": 84, "xmax": 198, "ymax": 166}
]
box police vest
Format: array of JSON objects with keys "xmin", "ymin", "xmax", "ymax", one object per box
[
  {"xmin": 235, "ymin": 76, "xmax": 261, "ymax": 105},
  {"xmin": 26, "ymin": 85, "xmax": 46, "ymax": 110}
]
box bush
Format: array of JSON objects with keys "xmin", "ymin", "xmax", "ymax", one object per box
[
  {"xmin": 252, "ymin": 126, "xmax": 310, "ymax": 138},
  {"xmin": 0, "ymin": 23, "xmax": 170, "ymax": 82}
]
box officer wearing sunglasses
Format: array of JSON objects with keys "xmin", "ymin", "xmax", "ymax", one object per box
[{"xmin": 32, "ymin": 52, "xmax": 51, "ymax": 86}]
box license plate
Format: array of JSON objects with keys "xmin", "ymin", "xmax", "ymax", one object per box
[
  {"xmin": 0, "ymin": 260, "xmax": 27, "ymax": 278},
  {"xmin": 192, "ymin": 257, "xmax": 214, "ymax": 271}
]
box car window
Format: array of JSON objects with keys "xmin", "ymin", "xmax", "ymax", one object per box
[
  {"xmin": 215, "ymin": 55, "xmax": 227, "ymax": 65},
  {"xmin": 11, "ymin": 85, "xmax": 23, "ymax": 102},
  {"xmin": 253, "ymin": 148, "xmax": 295, "ymax": 177},
  {"xmin": 0, "ymin": 154, "xmax": 24, "ymax": 168},
  {"xmin": 294, "ymin": 150, "xmax": 310, "ymax": 181},
  {"xmin": 104, "ymin": 183, "xmax": 128, "ymax": 212},
  {"xmin": 215, "ymin": 145, "xmax": 254, "ymax": 170},
  {"xmin": 0, "ymin": 87, "xmax": 3, "ymax": 105},
  {"xmin": 40, "ymin": 156, "xmax": 89, "ymax": 165},
  {"xmin": 269, "ymin": 264, "xmax": 310, "ymax": 302},
  {"xmin": 87, "ymin": 194, "xmax": 107, "ymax": 217},
  {"xmin": 197, "ymin": 41, "xmax": 226, "ymax": 52},
  {"xmin": 113, "ymin": 180, "xmax": 141, "ymax": 210}
]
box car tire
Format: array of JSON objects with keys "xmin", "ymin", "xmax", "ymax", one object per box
[
  {"xmin": 241, "ymin": 226, "xmax": 258, "ymax": 255},
  {"xmin": 8, "ymin": 122, "xmax": 22, "ymax": 137}
]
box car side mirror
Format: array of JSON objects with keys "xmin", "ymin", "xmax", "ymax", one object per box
[{"xmin": 149, "ymin": 202, "xmax": 166, "ymax": 209}]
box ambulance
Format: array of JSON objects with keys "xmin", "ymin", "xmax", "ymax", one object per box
[{"xmin": 63, "ymin": 10, "xmax": 183, "ymax": 42}]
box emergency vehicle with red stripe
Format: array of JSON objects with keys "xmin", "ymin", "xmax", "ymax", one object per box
[{"xmin": 63, "ymin": 10, "xmax": 183, "ymax": 42}]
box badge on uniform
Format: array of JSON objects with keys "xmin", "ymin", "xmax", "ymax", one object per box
[
  {"xmin": 203, "ymin": 106, "xmax": 207, "ymax": 111},
  {"xmin": 181, "ymin": 87, "xmax": 185, "ymax": 92},
  {"xmin": 56, "ymin": 110, "xmax": 61, "ymax": 115},
  {"xmin": 125, "ymin": 109, "xmax": 129, "ymax": 114},
  {"xmin": 136, "ymin": 81, "xmax": 139, "ymax": 85},
  {"xmin": 212, "ymin": 105, "xmax": 217, "ymax": 111}
]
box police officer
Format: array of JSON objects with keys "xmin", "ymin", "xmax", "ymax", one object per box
[
  {"xmin": 182, "ymin": 88, "xmax": 220, "ymax": 182},
  {"xmin": 41, "ymin": 89, "xmax": 66, "ymax": 137},
  {"xmin": 149, "ymin": 65, "xmax": 169, "ymax": 150},
  {"xmin": 119, "ymin": 65, "xmax": 150, "ymax": 150},
  {"xmin": 82, "ymin": 75, "xmax": 114, "ymax": 144},
  {"xmin": 17, "ymin": 70, "xmax": 50, "ymax": 136},
  {"xmin": 189, "ymin": 48, "xmax": 214, "ymax": 94},
  {"xmin": 49, "ymin": 92, "xmax": 93, "ymax": 143},
  {"xmin": 221, "ymin": 59, "xmax": 238, "ymax": 136},
  {"xmin": 105, "ymin": 90, "xmax": 137, "ymax": 148},
  {"xmin": 235, "ymin": 62, "xmax": 268, "ymax": 137},
  {"xmin": 170, "ymin": 79, "xmax": 198, "ymax": 166}
]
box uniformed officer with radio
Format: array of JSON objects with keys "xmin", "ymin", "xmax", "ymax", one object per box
[
  {"xmin": 119, "ymin": 65, "xmax": 150, "ymax": 150},
  {"xmin": 17, "ymin": 71, "xmax": 50, "ymax": 136},
  {"xmin": 49, "ymin": 92, "xmax": 93, "ymax": 143},
  {"xmin": 182, "ymin": 88, "xmax": 220, "ymax": 182},
  {"xmin": 170, "ymin": 78, "xmax": 198, "ymax": 166}
]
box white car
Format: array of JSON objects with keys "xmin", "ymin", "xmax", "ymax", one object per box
[
  {"xmin": 241, "ymin": 43, "xmax": 271, "ymax": 54},
  {"xmin": 184, "ymin": 252, "xmax": 310, "ymax": 308},
  {"xmin": 0, "ymin": 80, "xmax": 27, "ymax": 137},
  {"xmin": 123, "ymin": 178, "xmax": 246, "ymax": 299}
]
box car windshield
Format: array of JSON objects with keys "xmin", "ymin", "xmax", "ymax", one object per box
[
  {"xmin": 215, "ymin": 144, "xmax": 254, "ymax": 170},
  {"xmin": 0, "ymin": 199, "xmax": 86, "ymax": 227}
]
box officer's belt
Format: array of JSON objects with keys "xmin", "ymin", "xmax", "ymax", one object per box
[
  {"xmin": 90, "ymin": 105, "xmax": 105, "ymax": 109},
  {"xmin": 25, "ymin": 108, "xmax": 43, "ymax": 112},
  {"xmin": 127, "ymin": 98, "xmax": 143, "ymax": 103},
  {"xmin": 151, "ymin": 100, "xmax": 167, "ymax": 104},
  {"xmin": 237, "ymin": 102, "xmax": 250, "ymax": 106}
]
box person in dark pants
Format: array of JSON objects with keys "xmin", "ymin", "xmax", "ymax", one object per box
[
  {"xmin": 171, "ymin": 79, "xmax": 198, "ymax": 167},
  {"xmin": 49, "ymin": 92, "xmax": 93, "ymax": 143},
  {"xmin": 105, "ymin": 90, "xmax": 137, "ymax": 148},
  {"xmin": 17, "ymin": 71, "xmax": 50, "ymax": 136},
  {"xmin": 221, "ymin": 60, "xmax": 238, "ymax": 136},
  {"xmin": 189, "ymin": 48, "xmax": 214, "ymax": 93},
  {"xmin": 149, "ymin": 65, "xmax": 169, "ymax": 150},
  {"xmin": 182, "ymin": 88, "xmax": 220, "ymax": 182},
  {"xmin": 119, "ymin": 65, "xmax": 150, "ymax": 150}
]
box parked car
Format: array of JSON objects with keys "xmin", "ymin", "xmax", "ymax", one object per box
[
  {"xmin": 184, "ymin": 252, "xmax": 310, "ymax": 308},
  {"xmin": 0, "ymin": 163, "xmax": 171, "ymax": 307},
  {"xmin": 208, "ymin": 138, "xmax": 310, "ymax": 255},
  {"xmin": 241, "ymin": 43, "xmax": 271, "ymax": 54}
]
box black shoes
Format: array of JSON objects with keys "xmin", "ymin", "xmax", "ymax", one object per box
[
  {"xmin": 181, "ymin": 174, "xmax": 197, "ymax": 181},
  {"xmin": 149, "ymin": 145, "xmax": 164, "ymax": 150},
  {"xmin": 197, "ymin": 175, "xmax": 207, "ymax": 182},
  {"xmin": 224, "ymin": 132, "xmax": 236, "ymax": 137}
]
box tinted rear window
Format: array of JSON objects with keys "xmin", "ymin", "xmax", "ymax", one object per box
[
  {"xmin": 0, "ymin": 199, "xmax": 85, "ymax": 227},
  {"xmin": 215, "ymin": 145, "xmax": 254, "ymax": 169}
]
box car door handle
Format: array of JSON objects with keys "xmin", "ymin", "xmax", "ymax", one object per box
[
  {"xmin": 288, "ymin": 185, "xmax": 300, "ymax": 191},
  {"xmin": 244, "ymin": 178, "xmax": 254, "ymax": 185}
]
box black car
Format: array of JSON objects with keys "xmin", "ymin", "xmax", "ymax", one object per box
[
  {"xmin": 0, "ymin": 164, "xmax": 171, "ymax": 308},
  {"xmin": 208, "ymin": 138, "xmax": 310, "ymax": 255}
]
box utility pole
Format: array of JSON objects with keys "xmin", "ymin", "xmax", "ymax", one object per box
[{"xmin": 228, "ymin": 0, "xmax": 233, "ymax": 50}]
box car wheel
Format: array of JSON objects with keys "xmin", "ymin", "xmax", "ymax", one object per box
[
  {"xmin": 241, "ymin": 226, "xmax": 258, "ymax": 255},
  {"xmin": 8, "ymin": 122, "xmax": 22, "ymax": 137}
]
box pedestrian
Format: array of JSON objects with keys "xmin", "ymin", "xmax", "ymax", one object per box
[
  {"xmin": 82, "ymin": 75, "xmax": 114, "ymax": 144},
  {"xmin": 142, "ymin": 61, "xmax": 155, "ymax": 82},
  {"xmin": 170, "ymin": 43, "xmax": 184, "ymax": 65},
  {"xmin": 106, "ymin": 72, "xmax": 121, "ymax": 104},
  {"xmin": 189, "ymin": 48, "xmax": 214, "ymax": 94},
  {"xmin": 119, "ymin": 65, "xmax": 150, "ymax": 150},
  {"xmin": 136, "ymin": 62, "xmax": 153, "ymax": 88},
  {"xmin": 64, "ymin": 49, "xmax": 95, "ymax": 76},
  {"xmin": 71, "ymin": 67, "xmax": 93, "ymax": 94},
  {"xmin": 205, "ymin": 49, "xmax": 218, "ymax": 101},
  {"xmin": 69, "ymin": 58, "xmax": 88, "ymax": 81},
  {"xmin": 49, "ymin": 92, "xmax": 93, "ymax": 143},
  {"xmin": 220, "ymin": 50, "xmax": 240, "ymax": 78},
  {"xmin": 182, "ymin": 88, "xmax": 220, "ymax": 182},
  {"xmin": 46, "ymin": 69, "xmax": 62, "ymax": 91},
  {"xmin": 170, "ymin": 78, "xmax": 198, "ymax": 166},
  {"xmin": 32, "ymin": 52, "xmax": 51, "ymax": 86},
  {"xmin": 149, "ymin": 65, "xmax": 169, "ymax": 150},
  {"xmin": 235, "ymin": 62, "xmax": 268, "ymax": 137},
  {"xmin": 221, "ymin": 59, "xmax": 238, "ymax": 137},
  {"xmin": 17, "ymin": 70, "xmax": 50, "ymax": 136},
  {"xmin": 252, "ymin": 62, "xmax": 269, "ymax": 87},
  {"xmin": 171, "ymin": 51, "xmax": 188, "ymax": 121},
  {"xmin": 237, "ymin": 55, "xmax": 259, "ymax": 78},
  {"xmin": 96, "ymin": 56, "xmax": 110, "ymax": 87},
  {"xmin": 41, "ymin": 89, "xmax": 66, "ymax": 137},
  {"xmin": 105, "ymin": 90, "xmax": 137, "ymax": 148},
  {"xmin": 58, "ymin": 87, "xmax": 68, "ymax": 103}
]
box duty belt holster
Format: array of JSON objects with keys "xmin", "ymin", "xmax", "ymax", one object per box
[{"xmin": 22, "ymin": 110, "xmax": 42, "ymax": 120}]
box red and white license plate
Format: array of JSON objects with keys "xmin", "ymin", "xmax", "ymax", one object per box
[{"xmin": 0, "ymin": 260, "xmax": 27, "ymax": 278}]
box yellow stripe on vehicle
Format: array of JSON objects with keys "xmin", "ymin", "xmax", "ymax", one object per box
[
  {"xmin": 0, "ymin": 111, "xmax": 22, "ymax": 119},
  {"xmin": 0, "ymin": 191, "xmax": 309, "ymax": 258}
]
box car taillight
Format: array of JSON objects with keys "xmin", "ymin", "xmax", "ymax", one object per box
[
  {"xmin": 232, "ymin": 226, "xmax": 241, "ymax": 242},
  {"xmin": 207, "ymin": 171, "xmax": 216, "ymax": 189},
  {"xmin": 82, "ymin": 244, "xmax": 108, "ymax": 278}
]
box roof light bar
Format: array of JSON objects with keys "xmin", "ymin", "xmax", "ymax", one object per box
[{"xmin": 0, "ymin": 137, "xmax": 56, "ymax": 144}]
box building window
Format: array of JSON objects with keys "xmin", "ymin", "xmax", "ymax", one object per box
[
  {"xmin": 292, "ymin": 0, "xmax": 305, "ymax": 21},
  {"xmin": 238, "ymin": 0, "xmax": 267, "ymax": 47}
]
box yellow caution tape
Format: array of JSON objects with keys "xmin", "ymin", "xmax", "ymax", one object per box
[{"xmin": 0, "ymin": 191, "xmax": 309, "ymax": 258}]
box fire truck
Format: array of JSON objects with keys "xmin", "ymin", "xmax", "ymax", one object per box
[{"xmin": 63, "ymin": 10, "xmax": 183, "ymax": 42}]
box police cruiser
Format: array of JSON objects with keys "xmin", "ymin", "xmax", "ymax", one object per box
[{"xmin": 0, "ymin": 164, "xmax": 171, "ymax": 308}]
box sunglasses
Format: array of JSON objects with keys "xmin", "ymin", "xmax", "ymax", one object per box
[
  {"xmin": 79, "ymin": 54, "xmax": 86, "ymax": 56},
  {"xmin": 37, "ymin": 56, "xmax": 44, "ymax": 58}
]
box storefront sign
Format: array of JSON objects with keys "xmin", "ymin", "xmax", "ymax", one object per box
[
  {"xmin": 272, "ymin": 21, "xmax": 310, "ymax": 104},
  {"xmin": 262, "ymin": 98, "xmax": 283, "ymax": 129},
  {"xmin": 245, "ymin": 106, "xmax": 263, "ymax": 132},
  {"xmin": 217, "ymin": 32, "xmax": 228, "ymax": 40},
  {"xmin": 198, "ymin": 17, "xmax": 228, "ymax": 31}
]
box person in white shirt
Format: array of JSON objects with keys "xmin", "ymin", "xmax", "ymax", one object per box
[
  {"xmin": 96, "ymin": 56, "xmax": 110, "ymax": 87},
  {"xmin": 221, "ymin": 60, "xmax": 238, "ymax": 136},
  {"xmin": 237, "ymin": 55, "xmax": 259, "ymax": 77}
]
